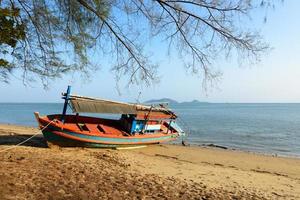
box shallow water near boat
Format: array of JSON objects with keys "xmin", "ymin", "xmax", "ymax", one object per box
[{"xmin": 0, "ymin": 103, "xmax": 300, "ymax": 157}]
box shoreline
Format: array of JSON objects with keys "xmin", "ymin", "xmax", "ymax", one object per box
[
  {"xmin": 1, "ymin": 123, "xmax": 300, "ymax": 199},
  {"xmin": 171, "ymin": 142, "xmax": 300, "ymax": 160},
  {"xmin": 1, "ymin": 122, "xmax": 300, "ymax": 159},
  {"xmin": 194, "ymin": 143, "xmax": 300, "ymax": 159}
]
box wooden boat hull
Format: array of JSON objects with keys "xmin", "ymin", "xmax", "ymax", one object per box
[
  {"xmin": 36, "ymin": 114, "xmax": 179, "ymax": 148},
  {"xmin": 42, "ymin": 130, "xmax": 176, "ymax": 148}
]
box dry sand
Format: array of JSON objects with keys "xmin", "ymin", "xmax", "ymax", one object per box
[{"xmin": 0, "ymin": 124, "xmax": 299, "ymax": 199}]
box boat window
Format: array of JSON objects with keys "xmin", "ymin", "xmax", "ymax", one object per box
[
  {"xmin": 97, "ymin": 124, "xmax": 105, "ymax": 133},
  {"xmin": 144, "ymin": 130, "xmax": 156, "ymax": 134},
  {"xmin": 77, "ymin": 123, "xmax": 89, "ymax": 131}
]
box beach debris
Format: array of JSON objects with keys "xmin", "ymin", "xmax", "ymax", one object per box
[{"xmin": 206, "ymin": 144, "xmax": 228, "ymax": 149}]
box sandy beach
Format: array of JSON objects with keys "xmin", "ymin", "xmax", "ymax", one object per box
[{"xmin": 0, "ymin": 124, "xmax": 299, "ymax": 199}]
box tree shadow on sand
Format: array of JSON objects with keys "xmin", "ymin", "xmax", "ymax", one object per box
[{"xmin": 0, "ymin": 134, "xmax": 48, "ymax": 148}]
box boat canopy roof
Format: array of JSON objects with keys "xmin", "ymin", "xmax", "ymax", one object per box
[{"xmin": 68, "ymin": 94, "xmax": 176, "ymax": 118}]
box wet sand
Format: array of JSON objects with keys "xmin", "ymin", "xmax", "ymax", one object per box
[{"xmin": 0, "ymin": 124, "xmax": 299, "ymax": 199}]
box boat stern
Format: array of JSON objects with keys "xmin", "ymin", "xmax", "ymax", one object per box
[{"xmin": 34, "ymin": 112, "xmax": 42, "ymax": 127}]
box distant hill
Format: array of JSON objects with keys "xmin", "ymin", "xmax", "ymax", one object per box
[
  {"xmin": 144, "ymin": 98, "xmax": 178, "ymax": 105},
  {"xmin": 144, "ymin": 98, "xmax": 209, "ymax": 106},
  {"xmin": 180, "ymin": 99, "xmax": 209, "ymax": 105}
]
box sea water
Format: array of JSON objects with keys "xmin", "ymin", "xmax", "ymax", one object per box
[{"xmin": 0, "ymin": 103, "xmax": 299, "ymax": 157}]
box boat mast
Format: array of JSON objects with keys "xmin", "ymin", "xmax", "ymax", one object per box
[{"xmin": 61, "ymin": 85, "xmax": 71, "ymax": 122}]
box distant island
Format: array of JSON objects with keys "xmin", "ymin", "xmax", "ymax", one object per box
[{"xmin": 144, "ymin": 98, "xmax": 209, "ymax": 106}]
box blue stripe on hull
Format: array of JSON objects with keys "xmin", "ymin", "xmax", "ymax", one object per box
[
  {"xmin": 42, "ymin": 128, "xmax": 177, "ymax": 147},
  {"xmin": 43, "ymin": 132, "xmax": 138, "ymax": 148},
  {"xmin": 43, "ymin": 131, "xmax": 132, "ymax": 148}
]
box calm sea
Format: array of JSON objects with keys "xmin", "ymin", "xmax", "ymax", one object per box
[{"xmin": 0, "ymin": 103, "xmax": 299, "ymax": 157}]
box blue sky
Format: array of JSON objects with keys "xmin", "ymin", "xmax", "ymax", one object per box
[{"xmin": 0, "ymin": 1, "xmax": 299, "ymax": 103}]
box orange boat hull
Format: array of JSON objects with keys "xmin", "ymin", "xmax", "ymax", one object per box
[{"xmin": 35, "ymin": 114, "xmax": 179, "ymax": 147}]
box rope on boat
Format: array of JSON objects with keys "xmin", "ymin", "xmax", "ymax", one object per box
[
  {"xmin": 0, "ymin": 119, "xmax": 55, "ymax": 153},
  {"xmin": 161, "ymin": 106, "xmax": 191, "ymax": 146},
  {"xmin": 176, "ymin": 116, "xmax": 191, "ymax": 145}
]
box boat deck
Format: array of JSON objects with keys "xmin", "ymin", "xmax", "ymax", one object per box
[{"xmin": 42, "ymin": 114, "xmax": 173, "ymax": 137}]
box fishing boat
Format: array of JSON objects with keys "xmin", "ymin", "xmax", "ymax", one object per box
[{"xmin": 34, "ymin": 86, "xmax": 185, "ymax": 148}]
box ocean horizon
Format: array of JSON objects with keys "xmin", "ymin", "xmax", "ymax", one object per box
[{"xmin": 0, "ymin": 102, "xmax": 299, "ymax": 157}]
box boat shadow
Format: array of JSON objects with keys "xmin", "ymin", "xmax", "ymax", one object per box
[{"xmin": 0, "ymin": 134, "xmax": 48, "ymax": 148}]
